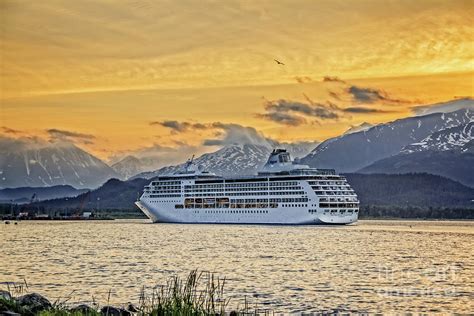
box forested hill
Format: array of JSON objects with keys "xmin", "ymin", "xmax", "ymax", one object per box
[{"xmin": 346, "ymin": 173, "xmax": 474, "ymax": 219}]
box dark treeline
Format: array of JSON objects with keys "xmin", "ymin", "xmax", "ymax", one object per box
[
  {"xmin": 359, "ymin": 205, "xmax": 473, "ymax": 219},
  {"xmin": 346, "ymin": 173, "xmax": 474, "ymax": 208}
]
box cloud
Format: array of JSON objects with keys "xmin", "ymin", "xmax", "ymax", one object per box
[
  {"xmin": 203, "ymin": 123, "xmax": 274, "ymax": 147},
  {"xmin": 322, "ymin": 76, "xmax": 346, "ymax": 84},
  {"xmin": 322, "ymin": 75, "xmax": 410, "ymax": 105},
  {"xmin": 150, "ymin": 120, "xmax": 276, "ymax": 147},
  {"xmin": 0, "ymin": 135, "xmax": 53, "ymax": 153},
  {"xmin": 150, "ymin": 120, "xmax": 207, "ymax": 133},
  {"xmin": 111, "ymin": 122, "xmax": 281, "ymax": 168},
  {"xmin": 46, "ymin": 128, "xmax": 96, "ymax": 144},
  {"xmin": 257, "ymin": 89, "xmax": 397, "ymax": 126},
  {"xmin": 266, "ymin": 99, "xmax": 339, "ymax": 119},
  {"xmin": 411, "ymin": 97, "xmax": 474, "ymax": 116},
  {"xmin": 257, "ymin": 97, "xmax": 341, "ymax": 126},
  {"xmin": 294, "ymin": 76, "xmax": 313, "ymax": 83},
  {"xmin": 328, "ymin": 91, "xmax": 341, "ymax": 100},
  {"xmin": 1, "ymin": 126, "xmax": 22, "ymax": 134},
  {"xmin": 256, "ymin": 112, "xmax": 307, "ymax": 126},
  {"xmin": 347, "ymin": 86, "xmax": 401, "ymax": 104},
  {"xmin": 343, "ymin": 85, "xmax": 411, "ymax": 105},
  {"xmin": 343, "ymin": 107, "xmax": 393, "ymax": 114},
  {"xmin": 109, "ymin": 142, "xmax": 206, "ymax": 171}
]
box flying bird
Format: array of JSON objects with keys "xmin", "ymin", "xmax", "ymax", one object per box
[{"xmin": 274, "ymin": 59, "xmax": 285, "ymax": 65}]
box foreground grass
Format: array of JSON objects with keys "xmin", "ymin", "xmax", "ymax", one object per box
[{"xmin": 1, "ymin": 270, "xmax": 271, "ymax": 315}]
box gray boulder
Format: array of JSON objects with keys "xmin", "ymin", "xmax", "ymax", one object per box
[
  {"xmin": 100, "ymin": 305, "xmax": 131, "ymax": 316},
  {"xmin": 16, "ymin": 293, "xmax": 51, "ymax": 314},
  {"xmin": 70, "ymin": 304, "xmax": 96, "ymax": 314}
]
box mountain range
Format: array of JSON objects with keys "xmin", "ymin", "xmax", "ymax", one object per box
[
  {"xmin": 0, "ymin": 140, "xmax": 118, "ymax": 189},
  {"xmin": 132, "ymin": 142, "xmax": 318, "ymax": 180},
  {"xmin": 1, "ymin": 98, "xmax": 472, "ymax": 191},
  {"xmin": 0, "ymin": 185, "xmax": 87, "ymax": 204},
  {"xmin": 301, "ymin": 107, "xmax": 472, "ymax": 172},
  {"xmin": 358, "ymin": 122, "xmax": 473, "ymax": 187}
]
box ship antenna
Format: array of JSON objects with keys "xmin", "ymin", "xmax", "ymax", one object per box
[{"xmin": 190, "ymin": 154, "xmax": 195, "ymax": 163}]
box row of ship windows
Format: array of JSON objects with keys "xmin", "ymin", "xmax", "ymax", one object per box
[
  {"xmin": 148, "ymin": 200, "xmax": 181, "ymax": 204},
  {"xmin": 308, "ymin": 209, "xmax": 359, "ymax": 214},
  {"xmin": 178, "ymin": 204, "xmax": 278, "ymax": 209},
  {"xmin": 150, "ymin": 178, "xmax": 350, "ymax": 188},
  {"xmin": 151, "ymin": 181, "xmax": 181, "ymax": 186},
  {"xmin": 320, "ymin": 203, "xmax": 359, "ymax": 208},
  {"xmin": 312, "ymin": 186, "xmax": 351, "ymax": 190},
  {"xmin": 153, "ymin": 182, "xmax": 352, "ymax": 190},
  {"xmin": 186, "ymin": 181, "xmax": 300, "ymax": 189},
  {"xmin": 183, "ymin": 191, "xmax": 306, "ymax": 197},
  {"xmin": 321, "ymin": 197, "xmax": 358, "ymax": 202},
  {"xmin": 189, "ymin": 210, "xmax": 270, "ymax": 214},
  {"xmin": 149, "ymin": 194, "xmax": 182, "ymax": 198},
  {"xmin": 184, "ymin": 187, "xmax": 302, "ymax": 192},
  {"xmin": 314, "ymin": 191, "xmax": 355, "ymax": 196},
  {"xmin": 175, "ymin": 203, "xmax": 357, "ymax": 210},
  {"xmin": 230, "ymin": 198, "xmax": 309, "ymax": 203},
  {"xmin": 150, "ymin": 186, "xmax": 181, "ymax": 190},
  {"xmin": 307, "ymin": 181, "xmax": 347, "ymax": 185},
  {"xmin": 147, "ymin": 188, "xmax": 355, "ymax": 195},
  {"xmin": 148, "ymin": 190, "xmax": 181, "ymax": 194},
  {"xmin": 149, "ymin": 183, "xmax": 353, "ymax": 192}
]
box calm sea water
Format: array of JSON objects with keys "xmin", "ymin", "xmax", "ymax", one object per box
[{"xmin": 1, "ymin": 220, "xmax": 473, "ymax": 313}]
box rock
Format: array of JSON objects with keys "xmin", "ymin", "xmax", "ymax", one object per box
[
  {"xmin": 70, "ymin": 304, "xmax": 96, "ymax": 314},
  {"xmin": 100, "ymin": 305, "xmax": 131, "ymax": 316},
  {"xmin": 16, "ymin": 293, "xmax": 51, "ymax": 314},
  {"xmin": 126, "ymin": 303, "xmax": 139, "ymax": 312},
  {"xmin": 0, "ymin": 290, "xmax": 12, "ymax": 301}
]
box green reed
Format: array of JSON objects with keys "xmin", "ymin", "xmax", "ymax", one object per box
[{"xmin": 1, "ymin": 270, "xmax": 273, "ymax": 315}]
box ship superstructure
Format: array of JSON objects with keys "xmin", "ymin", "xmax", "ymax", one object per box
[{"xmin": 136, "ymin": 149, "xmax": 359, "ymax": 224}]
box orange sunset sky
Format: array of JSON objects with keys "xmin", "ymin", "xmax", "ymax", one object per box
[{"xmin": 0, "ymin": 0, "xmax": 473, "ymax": 163}]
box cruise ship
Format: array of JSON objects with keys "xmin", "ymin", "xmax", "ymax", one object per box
[{"xmin": 136, "ymin": 149, "xmax": 359, "ymax": 225}]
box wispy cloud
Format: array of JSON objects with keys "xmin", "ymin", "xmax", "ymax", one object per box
[
  {"xmin": 347, "ymin": 85, "xmax": 408, "ymax": 104},
  {"xmin": 152, "ymin": 120, "xmax": 276, "ymax": 147},
  {"xmin": 47, "ymin": 128, "xmax": 96, "ymax": 144},
  {"xmin": 1, "ymin": 126, "xmax": 22, "ymax": 134},
  {"xmin": 150, "ymin": 120, "xmax": 207, "ymax": 133},
  {"xmin": 343, "ymin": 107, "xmax": 393, "ymax": 114},
  {"xmin": 411, "ymin": 97, "xmax": 474, "ymax": 116},
  {"xmin": 322, "ymin": 75, "xmax": 411, "ymax": 105},
  {"xmin": 322, "ymin": 76, "xmax": 346, "ymax": 84},
  {"xmin": 256, "ymin": 98, "xmax": 340, "ymax": 126},
  {"xmin": 294, "ymin": 76, "xmax": 313, "ymax": 83},
  {"xmin": 256, "ymin": 112, "xmax": 307, "ymax": 126}
]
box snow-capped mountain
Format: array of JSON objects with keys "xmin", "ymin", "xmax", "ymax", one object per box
[
  {"xmin": 402, "ymin": 122, "xmax": 473, "ymax": 154},
  {"xmin": 133, "ymin": 142, "xmax": 318, "ymax": 179},
  {"xmin": 111, "ymin": 155, "xmax": 155, "ymax": 180},
  {"xmin": 358, "ymin": 121, "xmax": 474, "ymax": 187},
  {"xmin": 301, "ymin": 107, "xmax": 473, "ymax": 172},
  {"xmin": 0, "ymin": 139, "xmax": 118, "ymax": 189},
  {"xmin": 343, "ymin": 122, "xmax": 374, "ymax": 135}
]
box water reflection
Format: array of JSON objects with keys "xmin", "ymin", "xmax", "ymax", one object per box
[{"xmin": 1, "ymin": 220, "xmax": 473, "ymax": 313}]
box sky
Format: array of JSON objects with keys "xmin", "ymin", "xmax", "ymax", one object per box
[{"xmin": 0, "ymin": 0, "xmax": 473, "ymax": 163}]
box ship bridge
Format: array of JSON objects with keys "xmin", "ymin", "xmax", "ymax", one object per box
[{"xmin": 258, "ymin": 149, "xmax": 334, "ymax": 176}]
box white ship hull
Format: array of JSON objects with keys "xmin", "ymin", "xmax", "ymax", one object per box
[
  {"xmin": 136, "ymin": 200, "xmax": 358, "ymax": 225},
  {"xmin": 136, "ymin": 149, "xmax": 359, "ymax": 225}
]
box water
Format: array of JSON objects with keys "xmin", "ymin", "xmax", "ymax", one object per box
[{"xmin": 1, "ymin": 220, "xmax": 473, "ymax": 313}]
